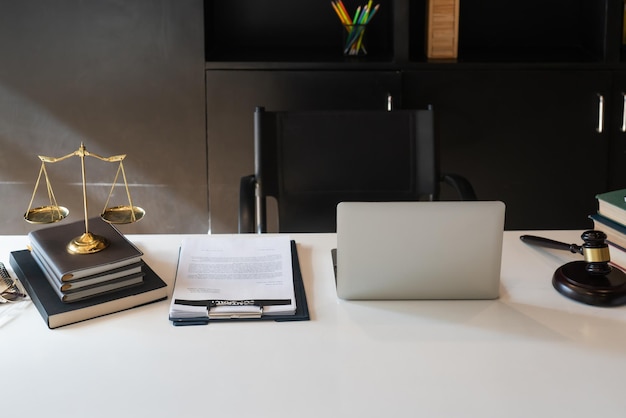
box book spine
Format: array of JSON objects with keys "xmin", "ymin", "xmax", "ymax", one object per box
[{"xmin": 590, "ymin": 213, "xmax": 626, "ymax": 233}]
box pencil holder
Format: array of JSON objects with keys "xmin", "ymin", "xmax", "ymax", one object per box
[{"xmin": 342, "ymin": 24, "xmax": 367, "ymax": 56}]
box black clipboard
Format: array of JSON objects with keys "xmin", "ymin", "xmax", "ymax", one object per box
[{"xmin": 170, "ymin": 240, "xmax": 310, "ymax": 326}]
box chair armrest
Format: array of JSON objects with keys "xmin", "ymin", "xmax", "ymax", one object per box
[
  {"xmin": 441, "ymin": 173, "xmax": 477, "ymax": 201},
  {"xmin": 238, "ymin": 174, "xmax": 256, "ymax": 233}
]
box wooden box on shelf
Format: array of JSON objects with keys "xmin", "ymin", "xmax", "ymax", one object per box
[{"xmin": 426, "ymin": 0, "xmax": 459, "ymax": 59}]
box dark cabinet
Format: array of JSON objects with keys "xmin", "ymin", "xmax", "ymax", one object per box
[
  {"xmin": 404, "ymin": 70, "xmax": 611, "ymax": 230},
  {"xmin": 609, "ymin": 72, "xmax": 626, "ymax": 191},
  {"xmin": 206, "ymin": 70, "xmax": 401, "ymax": 232},
  {"xmin": 203, "ymin": 0, "xmax": 626, "ymax": 232}
]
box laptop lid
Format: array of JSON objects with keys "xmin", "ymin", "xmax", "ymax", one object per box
[{"xmin": 334, "ymin": 201, "xmax": 505, "ymax": 300}]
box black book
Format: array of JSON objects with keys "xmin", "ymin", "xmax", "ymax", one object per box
[
  {"xmin": 36, "ymin": 259, "xmax": 145, "ymax": 292},
  {"xmin": 28, "ymin": 217, "xmax": 143, "ymax": 282},
  {"xmin": 10, "ymin": 250, "xmax": 168, "ymax": 329},
  {"xmin": 30, "ymin": 247, "xmax": 145, "ymax": 302}
]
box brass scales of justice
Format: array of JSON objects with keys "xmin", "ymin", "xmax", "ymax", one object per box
[{"xmin": 24, "ymin": 143, "xmax": 145, "ymax": 255}]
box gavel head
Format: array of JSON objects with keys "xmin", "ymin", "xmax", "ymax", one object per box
[{"xmin": 580, "ymin": 230, "xmax": 611, "ymax": 275}]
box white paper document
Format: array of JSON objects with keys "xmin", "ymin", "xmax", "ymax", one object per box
[{"xmin": 169, "ymin": 235, "xmax": 296, "ymax": 320}]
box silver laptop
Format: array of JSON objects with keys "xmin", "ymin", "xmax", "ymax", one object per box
[{"xmin": 334, "ymin": 201, "xmax": 505, "ymax": 300}]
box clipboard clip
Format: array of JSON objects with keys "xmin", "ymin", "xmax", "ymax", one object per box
[
  {"xmin": 207, "ymin": 299, "xmax": 289, "ymax": 319},
  {"xmin": 208, "ymin": 306, "xmax": 263, "ymax": 319},
  {"xmin": 173, "ymin": 298, "xmax": 291, "ymax": 320}
]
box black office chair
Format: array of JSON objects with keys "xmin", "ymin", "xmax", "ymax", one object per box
[{"xmin": 239, "ymin": 106, "xmax": 476, "ymax": 233}]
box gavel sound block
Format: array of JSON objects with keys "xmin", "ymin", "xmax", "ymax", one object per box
[{"xmin": 520, "ymin": 230, "xmax": 626, "ymax": 307}]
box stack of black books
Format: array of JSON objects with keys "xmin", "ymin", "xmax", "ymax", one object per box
[
  {"xmin": 29, "ymin": 218, "xmax": 146, "ymax": 302},
  {"xmin": 10, "ymin": 217, "xmax": 167, "ymax": 328}
]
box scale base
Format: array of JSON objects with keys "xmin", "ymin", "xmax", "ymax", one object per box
[
  {"xmin": 67, "ymin": 232, "xmax": 109, "ymax": 255},
  {"xmin": 553, "ymin": 261, "xmax": 626, "ymax": 307}
]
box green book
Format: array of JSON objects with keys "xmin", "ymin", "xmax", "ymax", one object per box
[{"xmin": 596, "ymin": 189, "xmax": 626, "ymax": 227}]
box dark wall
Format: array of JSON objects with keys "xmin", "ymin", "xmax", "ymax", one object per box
[{"xmin": 0, "ymin": 0, "xmax": 207, "ymax": 234}]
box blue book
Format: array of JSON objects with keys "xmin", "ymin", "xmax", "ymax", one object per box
[{"xmin": 589, "ymin": 213, "xmax": 626, "ymax": 249}]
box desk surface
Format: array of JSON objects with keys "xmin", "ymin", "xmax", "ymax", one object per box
[{"xmin": 3, "ymin": 231, "xmax": 626, "ymax": 418}]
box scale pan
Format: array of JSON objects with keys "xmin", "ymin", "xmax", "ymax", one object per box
[
  {"xmin": 101, "ymin": 205, "xmax": 145, "ymax": 224},
  {"xmin": 24, "ymin": 206, "xmax": 69, "ymax": 224}
]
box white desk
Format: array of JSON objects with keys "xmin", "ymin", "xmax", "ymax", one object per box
[{"xmin": 3, "ymin": 231, "xmax": 626, "ymax": 418}]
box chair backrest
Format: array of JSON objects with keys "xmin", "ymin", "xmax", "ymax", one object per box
[{"xmin": 253, "ymin": 106, "xmax": 440, "ymax": 233}]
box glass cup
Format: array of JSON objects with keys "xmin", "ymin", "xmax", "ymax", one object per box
[{"xmin": 343, "ymin": 24, "xmax": 367, "ymax": 56}]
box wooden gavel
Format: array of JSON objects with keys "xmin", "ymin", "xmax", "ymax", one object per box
[
  {"xmin": 520, "ymin": 230, "xmax": 626, "ymax": 307},
  {"xmin": 520, "ymin": 230, "xmax": 611, "ymax": 275}
]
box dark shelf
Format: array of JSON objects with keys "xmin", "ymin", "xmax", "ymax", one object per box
[
  {"xmin": 206, "ymin": 46, "xmax": 394, "ymax": 64},
  {"xmin": 204, "ymin": 0, "xmax": 622, "ymax": 67},
  {"xmin": 205, "ymin": 0, "xmax": 394, "ymax": 64},
  {"xmin": 409, "ymin": 0, "xmax": 609, "ymax": 65},
  {"xmin": 455, "ymin": 46, "xmax": 602, "ymax": 64}
]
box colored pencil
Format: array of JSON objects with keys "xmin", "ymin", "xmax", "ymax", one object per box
[{"xmin": 331, "ymin": 1, "xmax": 380, "ymax": 55}]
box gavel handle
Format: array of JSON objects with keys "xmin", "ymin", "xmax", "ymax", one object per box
[{"xmin": 519, "ymin": 235, "xmax": 583, "ymax": 255}]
